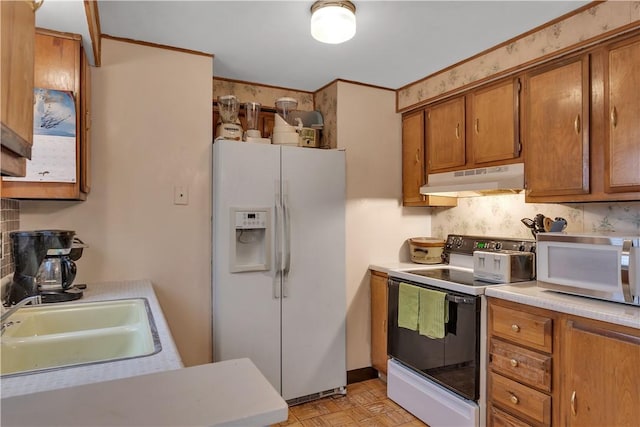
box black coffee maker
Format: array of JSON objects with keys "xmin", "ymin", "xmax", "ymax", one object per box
[{"xmin": 6, "ymin": 230, "xmax": 85, "ymax": 305}]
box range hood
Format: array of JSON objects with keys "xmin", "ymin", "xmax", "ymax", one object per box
[{"xmin": 420, "ymin": 163, "xmax": 524, "ymax": 197}]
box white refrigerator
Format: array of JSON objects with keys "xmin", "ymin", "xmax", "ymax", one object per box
[{"xmin": 212, "ymin": 140, "xmax": 346, "ymax": 402}]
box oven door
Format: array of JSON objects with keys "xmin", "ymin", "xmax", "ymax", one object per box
[{"xmin": 387, "ymin": 278, "xmax": 480, "ymax": 401}]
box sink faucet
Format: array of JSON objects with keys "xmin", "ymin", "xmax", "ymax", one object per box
[{"xmin": 1, "ymin": 295, "xmax": 42, "ymax": 325}]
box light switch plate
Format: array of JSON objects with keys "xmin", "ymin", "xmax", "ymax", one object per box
[{"xmin": 174, "ymin": 186, "xmax": 189, "ymax": 205}]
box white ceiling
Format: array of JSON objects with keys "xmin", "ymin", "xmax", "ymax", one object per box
[{"xmin": 37, "ymin": 0, "xmax": 590, "ymax": 92}]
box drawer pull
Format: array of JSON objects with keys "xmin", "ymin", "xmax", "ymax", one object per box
[
  {"xmin": 510, "ymin": 359, "xmax": 519, "ymax": 367},
  {"xmin": 510, "ymin": 394, "xmax": 519, "ymax": 405},
  {"xmin": 571, "ymin": 390, "xmax": 577, "ymax": 416},
  {"xmin": 511, "ymin": 324, "xmax": 520, "ymax": 333}
]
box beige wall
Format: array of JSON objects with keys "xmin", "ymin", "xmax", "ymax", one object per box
[
  {"xmin": 19, "ymin": 38, "xmax": 213, "ymax": 367},
  {"xmin": 336, "ymin": 81, "xmax": 431, "ymax": 370}
]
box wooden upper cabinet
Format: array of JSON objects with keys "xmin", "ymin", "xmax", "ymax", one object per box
[
  {"xmin": 524, "ymin": 56, "xmax": 590, "ymax": 198},
  {"xmin": 560, "ymin": 318, "xmax": 640, "ymax": 427},
  {"xmin": 1, "ymin": 30, "xmax": 90, "ymax": 200},
  {"xmin": 471, "ymin": 78, "xmax": 521, "ymax": 165},
  {"xmin": 605, "ymin": 36, "xmax": 640, "ymax": 193},
  {"xmin": 402, "ymin": 110, "xmax": 426, "ymax": 204},
  {"xmin": 0, "ymin": 0, "xmax": 35, "ymax": 177},
  {"xmin": 401, "ymin": 110, "xmax": 457, "ymax": 207},
  {"xmin": 426, "ymin": 96, "xmax": 466, "ymax": 173}
]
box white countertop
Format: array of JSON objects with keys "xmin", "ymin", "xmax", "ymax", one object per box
[
  {"xmin": 486, "ymin": 282, "xmax": 640, "ymax": 329},
  {"xmin": 1, "ymin": 280, "xmax": 183, "ymax": 398},
  {"xmin": 1, "ymin": 358, "xmax": 288, "ymax": 426},
  {"xmin": 369, "ymin": 262, "xmax": 425, "ymax": 274}
]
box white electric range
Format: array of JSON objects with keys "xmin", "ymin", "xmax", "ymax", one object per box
[{"xmin": 386, "ymin": 234, "xmax": 536, "ymax": 427}]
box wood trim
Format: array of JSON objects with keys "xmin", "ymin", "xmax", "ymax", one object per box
[
  {"xmin": 35, "ymin": 27, "xmax": 82, "ymax": 40},
  {"xmin": 0, "ymin": 123, "xmax": 31, "ymax": 158},
  {"xmin": 346, "ymin": 367, "xmax": 378, "ymax": 384},
  {"xmin": 101, "ymin": 34, "xmax": 214, "ymax": 58},
  {"xmin": 315, "ymin": 78, "xmax": 394, "ymax": 94},
  {"xmin": 370, "ymin": 270, "xmax": 388, "ymax": 279},
  {"xmin": 83, "ymin": 0, "xmax": 102, "ymax": 67},
  {"xmin": 214, "ymin": 76, "xmax": 313, "ymax": 95},
  {"xmin": 566, "ymin": 319, "xmax": 640, "ymax": 345},
  {"xmin": 397, "ymin": 20, "xmax": 640, "ymax": 113}
]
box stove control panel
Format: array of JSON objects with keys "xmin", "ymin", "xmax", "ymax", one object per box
[{"xmin": 443, "ymin": 234, "xmax": 536, "ymax": 264}]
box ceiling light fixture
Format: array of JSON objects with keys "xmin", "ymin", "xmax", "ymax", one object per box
[{"xmin": 310, "ymin": 1, "xmax": 356, "ymax": 44}]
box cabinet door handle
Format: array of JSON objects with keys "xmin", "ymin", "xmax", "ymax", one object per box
[
  {"xmin": 574, "ymin": 114, "xmax": 581, "ymax": 134},
  {"xmin": 475, "ymin": 118, "xmax": 479, "ymax": 134},
  {"xmin": 611, "ymin": 106, "xmax": 618, "ymax": 128},
  {"xmin": 510, "ymin": 359, "xmax": 519, "ymax": 367},
  {"xmin": 511, "ymin": 324, "xmax": 520, "ymax": 332},
  {"xmin": 571, "ymin": 390, "xmax": 577, "ymax": 416},
  {"xmin": 455, "ymin": 123, "xmax": 461, "ymax": 139},
  {"xmin": 415, "ymin": 152, "xmax": 420, "ymax": 164},
  {"xmin": 509, "ymin": 394, "xmax": 519, "ymax": 405}
]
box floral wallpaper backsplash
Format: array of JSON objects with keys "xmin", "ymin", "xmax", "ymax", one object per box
[
  {"xmin": 213, "ymin": 78, "xmax": 314, "ymax": 110},
  {"xmin": 398, "ymin": 1, "xmax": 640, "ymax": 111},
  {"xmin": 431, "ymin": 193, "xmax": 640, "ymax": 240}
]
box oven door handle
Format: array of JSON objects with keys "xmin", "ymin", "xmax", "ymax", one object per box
[{"xmin": 446, "ymin": 294, "xmax": 475, "ymax": 304}]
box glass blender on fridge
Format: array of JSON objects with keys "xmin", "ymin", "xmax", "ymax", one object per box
[
  {"xmin": 215, "ymin": 95, "xmax": 243, "ymax": 141},
  {"xmin": 243, "ymin": 102, "xmax": 270, "ymax": 144}
]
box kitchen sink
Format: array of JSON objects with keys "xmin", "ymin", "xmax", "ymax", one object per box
[{"xmin": 1, "ymin": 298, "xmax": 161, "ymax": 376}]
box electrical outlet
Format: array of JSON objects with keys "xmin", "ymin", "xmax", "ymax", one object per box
[{"xmin": 174, "ymin": 186, "xmax": 189, "ymax": 205}]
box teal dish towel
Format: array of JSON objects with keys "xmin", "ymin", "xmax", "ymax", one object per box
[
  {"xmin": 418, "ymin": 288, "xmax": 449, "ymax": 339},
  {"xmin": 398, "ymin": 282, "xmax": 419, "ymax": 331}
]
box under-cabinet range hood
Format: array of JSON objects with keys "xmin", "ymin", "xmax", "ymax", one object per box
[{"xmin": 420, "ymin": 163, "xmax": 524, "ymax": 197}]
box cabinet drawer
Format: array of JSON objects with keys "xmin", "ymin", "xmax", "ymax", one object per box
[
  {"xmin": 489, "ymin": 372, "xmax": 551, "ymax": 426},
  {"xmin": 488, "ymin": 404, "xmax": 533, "ymax": 427},
  {"xmin": 490, "ymin": 304, "xmax": 553, "ymax": 352},
  {"xmin": 489, "ymin": 338, "xmax": 551, "ymax": 392}
]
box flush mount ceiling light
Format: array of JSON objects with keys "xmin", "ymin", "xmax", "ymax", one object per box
[{"xmin": 310, "ymin": 1, "xmax": 356, "ymax": 44}]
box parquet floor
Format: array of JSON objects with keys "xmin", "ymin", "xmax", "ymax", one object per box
[{"xmin": 273, "ymin": 378, "xmax": 427, "ymax": 427}]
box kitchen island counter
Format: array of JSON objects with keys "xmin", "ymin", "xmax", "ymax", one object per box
[
  {"xmin": 486, "ymin": 281, "xmax": 640, "ymax": 329},
  {"xmin": 1, "ymin": 280, "xmax": 183, "ymax": 398},
  {"xmin": 1, "ymin": 358, "xmax": 288, "ymax": 426}
]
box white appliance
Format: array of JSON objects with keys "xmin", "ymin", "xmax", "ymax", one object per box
[
  {"xmin": 212, "ymin": 140, "xmax": 346, "ymax": 403},
  {"xmin": 420, "ymin": 163, "xmax": 525, "ymax": 197},
  {"xmin": 388, "ymin": 234, "xmax": 536, "ymax": 427},
  {"xmin": 537, "ymin": 232, "xmax": 640, "ymax": 306}
]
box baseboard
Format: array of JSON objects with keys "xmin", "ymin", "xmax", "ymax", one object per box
[{"xmin": 346, "ymin": 367, "xmax": 378, "ymax": 384}]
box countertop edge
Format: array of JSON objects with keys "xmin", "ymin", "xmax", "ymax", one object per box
[
  {"xmin": 1, "ymin": 358, "xmax": 288, "ymax": 426},
  {"xmin": 486, "ymin": 282, "xmax": 640, "ymax": 330},
  {"xmin": 369, "ymin": 262, "xmax": 420, "ymax": 274}
]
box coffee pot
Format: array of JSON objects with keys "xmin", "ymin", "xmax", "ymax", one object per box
[
  {"xmin": 6, "ymin": 230, "xmax": 85, "ymax": 305},
  {"xmin": 35, "ymin": 253, "xmax": 77, "ymax": 291}
]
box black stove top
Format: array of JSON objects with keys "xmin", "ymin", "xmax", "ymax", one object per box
[{"xmin": 405, "ymin": 268, "xmax": 490, "ymax": 287}]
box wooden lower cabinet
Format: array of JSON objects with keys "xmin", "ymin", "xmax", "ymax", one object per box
[
  {"xmin": 488, "ymin": 297, "xmax": 640, "ymax": 427},
  {"xmin": 489, "ymin": 405, "xmax": 533, "ymax": 427},
  {"xmin": 560, "ymin": 317, "xmax": 640, "ymax": 426},
  {"xmin": 488, "ymin": 299, "xmax": 554, "ymax": 427},
  {"xmin": 370, "ymin": 270, "xmax": 388, "ymax": 375}
]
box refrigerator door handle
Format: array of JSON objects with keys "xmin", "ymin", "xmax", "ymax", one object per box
[
  {"xmin": 283, "ymin": 189, "xmax": 291, "ymax": 298},
  {"xmin": 273, "ymin": 185, "xmax": 283, "ymax": 299}
]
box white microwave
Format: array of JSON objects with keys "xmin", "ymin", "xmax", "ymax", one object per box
[{"xmin": 537, "ymin": 232, "xmax": 640, "ymax": 306}]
